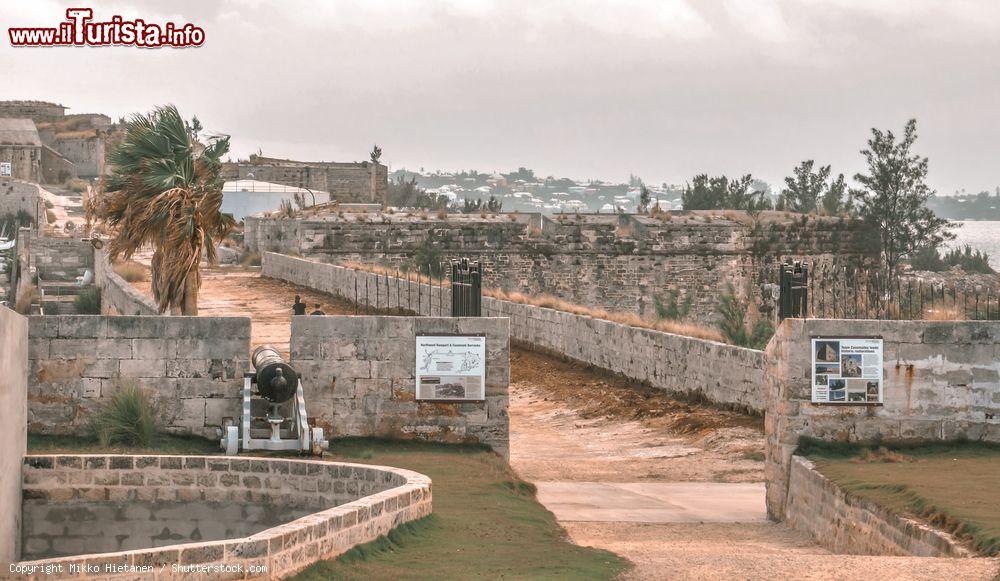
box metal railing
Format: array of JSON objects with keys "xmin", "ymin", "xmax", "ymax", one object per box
[
  {"xmin": 450, "ymin": 259, "xmax": 482, "ymax": 317},
  {"xmin": 777, "ymin": 261, "xmax": 1000, "ymax": 321}
]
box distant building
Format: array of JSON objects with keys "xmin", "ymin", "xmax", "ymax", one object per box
[
  {"xmin": 0, "ymin": 100, "xmax": 67, "ymax": 121},
  {"xmin": 0, "ymin": 101, "xmax": 110, "ymax": 181},
  {"xmin": 222, "ymin": 154, "xmax": 388, "ymax": 205},
  {"xmin": 0, "ymin": 118, "xmax": 41, "ymax": 182}
]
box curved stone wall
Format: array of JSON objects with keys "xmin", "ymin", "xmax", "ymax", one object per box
[{"xmin": 12, "ymin": 454, "xmax": 432, "ymax": 579}]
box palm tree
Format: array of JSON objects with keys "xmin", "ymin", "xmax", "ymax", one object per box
[{"xmin": 95, "ymin": 105, "xmax": 234, "ymax": 315}]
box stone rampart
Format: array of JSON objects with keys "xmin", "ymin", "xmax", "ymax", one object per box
[
  {"xmin": 765, "ymin": 319, "xmax": 1000, "ymax": 520},
  {"xmin": 783, "ymin": 456, "xmax": 968, "ymax": 557},
  {"xmin": 246, "ymin": 212, "xmax": 877, "ymax": 322},
  {"xmin": 94, "ymin": 249, "xmax": 159, "ymax": 316},
  {"xmin": 14, "ymin": 454, "xmax": 432, "ymax": 579},
  {"xmin": 0, "ymin": 307, "xmax": 28, "ymax": 565},
  {"xmin": 291, "ymin": 315, "xmax": 510, "ymax": 456},
  {"xmin": 264, "ymin": 252, "xmax": 765, "ymax": 412},
  {"xmin": 27, "ymin": 316, "xmax": 250, "ymax": 439}
]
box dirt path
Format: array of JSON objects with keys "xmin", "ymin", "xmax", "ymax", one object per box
[
  {"xmin": 131, "ymin": 265, "xmax": 361, "ymax": 356},
  {"xmin": 138, "ymin": 268, "xmax": 999, "ymax": 580},
  {"xmin": 506, "ymin": 351, "xmax": 999, "ymax": 580}
]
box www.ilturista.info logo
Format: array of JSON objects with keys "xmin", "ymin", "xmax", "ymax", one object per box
[{"xmin": 8, "ymin": 8, "xmax": 204, "ymax": 48}]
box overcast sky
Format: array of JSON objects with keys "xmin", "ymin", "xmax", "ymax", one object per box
[{"xmin": 3, "ymin": 0, "xmax": 999, "ymax": 193}]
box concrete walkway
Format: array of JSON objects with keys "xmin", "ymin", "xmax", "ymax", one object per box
[
  {"xmin": 509, "ymin": 379, "xmax": 1000, "ymax": 580},
  {"xmin": 535, "ymin": 481, "xmax": 766, "ymax": 523}
]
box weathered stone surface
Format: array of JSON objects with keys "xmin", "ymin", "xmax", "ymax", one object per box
[
  {"xmin": 17, "ymin": 454, "xmax": 432, "ymax": 578},
  {"xmin": 766, "ymin": 319, "xmax": 1000, "ymax": 523},
  {"xmin": 0, "ymin": 308, "xmax": 28, "ymax": 563},
  {"xmin": 247, "ymin": 212, "xmax": 877, "ymax": 323},
  {"xmin": 266, "ymin": 252, "xmax": 765, "ymax": 413},
  {"xmin": 27, "ymin": 315, "xmax": 251, "ymax": 438},
  {"xmin": 785, "ymin": 457, "xmax": 969, "ymax": 557},
  {"xmin": 291, "ymin": 315, "xmax": 510, "ymax": 457}
]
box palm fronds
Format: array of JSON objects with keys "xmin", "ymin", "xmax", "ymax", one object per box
[{"xmin": 95, "ymin": 105, "xmax": 234, "ymax": 314}]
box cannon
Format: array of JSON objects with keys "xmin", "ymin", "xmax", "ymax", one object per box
[{"xmin": 220, "ymin": 345, "xmax": 328, "ymax": 456}]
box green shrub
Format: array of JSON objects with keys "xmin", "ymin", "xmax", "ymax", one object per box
[
  {"xmin": 717, "ymin": 284, "xmax": 773, "ymax": 349},
  {"xmin": 910, "ymin": 244, "xmax": 994, "ymax": 274},
  {"xmin": 412, "ymin": 233, "xmax": 444, "ymax": 279},
  {"xmin": 89, "ymin": 381, "xmax": 157, "ymax": 447},
  {"xmin": 0, "ymin": 210, "xmax": 34, "ymax": 234},
  {"xmin": 45, "ymin": 209, "xmax": 57, "ymax": 224},
  {"xmin": 44, "ymin": 199, "xmax": 54, "ymax": 210},
  {"xmin": 653, "ymin": 290, "xmax": 692, "ymax": 321},
  {"xmin": 74, "ymin": 287, "xmax": 102, "ymax": 314}
]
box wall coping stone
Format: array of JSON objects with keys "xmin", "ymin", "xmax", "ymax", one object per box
[{"xmin": 11, "ymin": 454, "xmax": 432, "ymax": 579}]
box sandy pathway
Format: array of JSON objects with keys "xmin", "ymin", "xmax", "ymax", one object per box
[{"xmin": 507, "ymin": 355, "xmax": 1000, "ymax": 580}]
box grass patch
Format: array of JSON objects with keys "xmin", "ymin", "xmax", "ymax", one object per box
[
  {"xmin": 24, "ymin": 434, "xmax": 626, "ymax": 578},
  {"xmin": 89, "ymin": 381, "xmax": 156, "ymax": 447},
  {"xmin": 74, "ymin": 287, "xmax": 102, "ymax": 314},
  {"xmin": 114, "ymin": 261, "xmax": 149, "ymax": 282},
  {"xmin": 803, "ymin": 439, "xmax": 1000, "ymax": 556},
  {"xmin": 293, "ymin": 437, "xmax": 628, "ymax": 580},
  {"xmin": 28, "ymin": 432, "xmax": 219, "ymax": 455}
]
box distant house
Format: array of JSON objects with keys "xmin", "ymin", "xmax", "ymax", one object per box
[{"xmin": 0, "ymin": 118, "xmax": 41, "ymax": 182}]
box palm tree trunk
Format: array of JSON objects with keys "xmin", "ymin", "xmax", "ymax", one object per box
[{"xmin": 181, "ymin": 269, "xmax": 199, "ymax": 316}]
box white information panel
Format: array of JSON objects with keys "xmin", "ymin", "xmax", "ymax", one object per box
[
  {"xmin": 811, "ymin": 337, "xmax": 883, "ymax": 404},
  {"xmin": 0, "ymin": 162, "xmax": 11, "ymax": 177},
  {"xmin": 415, "ymin": 335, "xmax": 486, "ymax": 401}
]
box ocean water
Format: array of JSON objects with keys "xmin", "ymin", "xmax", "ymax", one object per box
[{"xmin": 947, "ymin": 221, "xmax": 1000, "ymax": 269}]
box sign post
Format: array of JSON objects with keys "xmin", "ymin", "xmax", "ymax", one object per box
[
  {"xmin": 415, "ymin": 335, "xmax": 486, "ymax": 401},
  {"xmin": 811, "ymin": 337, "xmax": 883, "ymax": 404}
]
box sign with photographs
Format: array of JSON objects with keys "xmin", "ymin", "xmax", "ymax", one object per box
[
  {"xmin": 811, "ymin": 337, "xmax": 883, "ymax": 404},
  {"xmin": 415, "ymin": 335, "xmax": 486, "ymax": 401}
]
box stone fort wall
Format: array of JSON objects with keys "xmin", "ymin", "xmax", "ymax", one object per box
[
  {"xmin": 246, "ymin": 212, "xmax": 878, "ymax": 323},
  {"xmin": 291, "ymin": 315, "xmax": 510, "ymax": 456},
  {"xmin": 263, "ymin": 252, "xmax": 765, "ymax": 413},
  {"xmin": 0, "ymin": 307, "xmax": 28, "ymax": 565},
  {"xmin": 27, "ymin": 316, "xmax": 251, "ymax": 440},
  {"xmin": 765, "ymin": 318, "xmax": 1000, "ymax": 522},
  {"xmin": 15, "ymin": 454, "xmax": 431, "ymax": 578},
  {"xmin": 223, "ymin": 155, "xmax": 388, "ymax": 204}
]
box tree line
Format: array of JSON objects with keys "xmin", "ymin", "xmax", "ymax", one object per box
[{"xmin": 676, "ymin": 119, "xmax": 952, "ymax": 276}]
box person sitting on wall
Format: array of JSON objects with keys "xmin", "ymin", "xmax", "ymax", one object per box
[
  {"xmin": 292, "ymin": 295, "xmax": 307, "ymax": 316},
  {"xmin": 310, "ymin": 303, "xmax": 325, "ymax": 315}
]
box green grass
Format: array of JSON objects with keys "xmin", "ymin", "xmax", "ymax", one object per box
[
  {"xmin": 293, "ymin": 438, "xmax": 627, "ymax": 580},
  {"xmin": 28, "ymin": 432, "xmax": 220, "ymax": 455},
  {"xmin": 26, "ymin": 434, "xmax": 627, "ymax": 579},
  {"xmin": 804, "ymin": 439, "xmax": 1000, "ymax": 556},
  {"xmin": 73, "ymin": 287, "xmax": 102, "ymax": 314}
]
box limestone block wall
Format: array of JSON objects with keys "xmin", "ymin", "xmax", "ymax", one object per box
[
  {"xmin": 0, "ymin": 307, "xmax": 28, "ymax": 564},
  {"xmin": 291, "ymin": 315, "xmax": 510, "ymax": 456},
  {"xmin": 246, "ymin": 213, "xmax": 877, "ymax": 322},
  {"xmin": 22, "ymin": 231, "xmax": 94, "ymax": 281},
  {"xmin": 27, "ymin": 316, "xmax": 250, "ymax": 439},
  {"xmin": 0, "ymin": 179, "xmax": 41, "ymax": 226},
  {"xmin": 783, "ymin": 456, "xmax": 967, "ymax": 557},
  {"xmin": 264, "ymin": 252, "xmax": 765, "ymax": 412},
  {"xmin": 49, "ymin": 135, "xmax": 103, "ymax": 177},
  {"xmin": 765, "ymin": 319, "xmax": 1000, "ymax": 520},
  {"xmin": 40, "ymin": 146, "xmax": 76, "ymax": 184},
  {"xmin": 15, "ymin": 454, "xmax": 432, "ymax": 579},
  {"xmin": 0, "ymin": 145, "xmax": 39, "ymax": 183},
  {"xmin": 224, "ymin": 158, "xmax": 388, "ymax": 204},
  {"xmin": 94, "ymin": 248, "xmax": 159, "ymax": 316}
]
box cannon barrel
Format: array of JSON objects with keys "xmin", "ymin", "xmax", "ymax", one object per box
[{"xmin": 251, "ymin": 345, "xmax": 298, "ymax": 403}]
